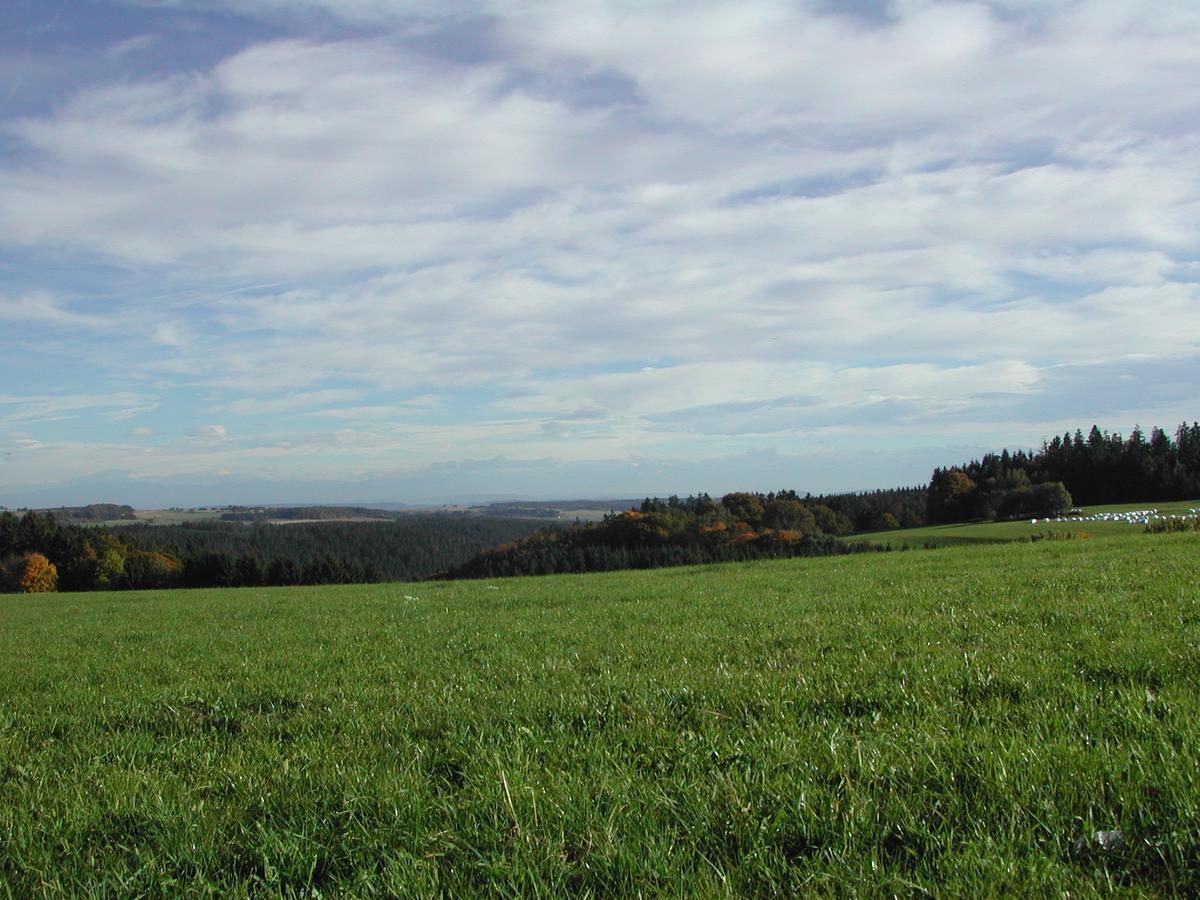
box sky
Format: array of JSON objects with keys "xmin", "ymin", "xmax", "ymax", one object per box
[{"xmin": 1, "ymin": 0, "xmax": 1199, "ymax": 508}]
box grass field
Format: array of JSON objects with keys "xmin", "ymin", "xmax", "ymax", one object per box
[
  {"xmin": 71, "ymin": 509, "xmax": 230, "ymax": 528},
  {"xmin": 2, "ymin": 532, "xmax": 1198, "ymax": 895},
  {"xmin": 851, "ymin": 498, "xmax": 1200, "ymax": 549}
]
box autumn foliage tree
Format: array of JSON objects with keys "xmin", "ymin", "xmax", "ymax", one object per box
[{"xmin": 19, "ymin": 553, "xmax": 58, "ymax": 593}]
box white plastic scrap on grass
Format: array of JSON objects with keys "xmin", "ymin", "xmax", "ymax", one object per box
[
  {"xmin": 1074, "ymin": 829, "xmax": 1125, "ymax": 853},
  {"xmin": 1094, "ymin": 830, "xmax": 1125, "ymax": 851}
]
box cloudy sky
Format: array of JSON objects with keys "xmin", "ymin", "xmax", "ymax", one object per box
[{"xmin": 1, "ymin": 0, "xmax": 1198, "ymax": 507}]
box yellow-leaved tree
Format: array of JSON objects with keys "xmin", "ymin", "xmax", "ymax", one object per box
[{"xmin": 20, "ymin": 552, "xmax": 58, "ymax": 593}]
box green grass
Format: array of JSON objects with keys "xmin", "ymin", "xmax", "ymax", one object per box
[
  {"xmin": 852, "ymin": 498, "xmax": 1200, "ymax": 548},
  {"xmin": 2, "ymin": 532, "xmax": 1199, "ymax": 896}
]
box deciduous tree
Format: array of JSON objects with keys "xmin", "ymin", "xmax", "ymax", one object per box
[{"xmin": 19, "ymin": 553, "xmax": 58, "ymax": 593}]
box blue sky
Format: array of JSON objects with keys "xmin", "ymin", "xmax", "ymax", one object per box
[{"xmin": 2, "ymin": 0, "xmax": 1199, "ymax": 507}]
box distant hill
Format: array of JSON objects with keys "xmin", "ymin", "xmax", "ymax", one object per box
[{"xmin": 41, "ymin": 504, "xmax": 137, "ymax": 523}]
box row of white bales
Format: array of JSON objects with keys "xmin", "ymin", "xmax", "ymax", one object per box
[{"xmin": 1031, "ymin": 508, "xmax": 1200, "ymax": 525}]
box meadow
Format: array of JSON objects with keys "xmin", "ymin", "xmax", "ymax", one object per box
[
  {"xmin": 850, "ymin": 498, "xmax": 1200, "ymax": 549},
  {"xmin": 1, "ymin": 531, "xmax": 1198, "ymax": 896}
]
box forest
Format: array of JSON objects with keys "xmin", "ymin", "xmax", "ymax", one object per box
[
  {"xmin": 0, "ymin": 514, "xmax": 544, "ymax": 594},
  {"xmin": 929, "ymin": 421, "xmax": 1200, "ymax": 522},
  {"xmin": 441, "ymin": 419, "xmax": 1200, "ymax": 578},
  {"xmin": 442, "ymin": 491, "xmax": 889, "ymax": 579},
  {"xmin": 3, "ymin": 419, "xmax": 1197, "ymax": 593}
]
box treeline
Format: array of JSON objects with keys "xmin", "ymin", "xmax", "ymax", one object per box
[
  {"xmin": 927, "ymin": 421, "xmax": 1200, "ymax": 523},
  {"xmin": 927, "ymin": 463, "xmax": 1073, "ymax": 524},
  {"xmin": 1036, "ymin": 422, "xmax": 1200, "ymax": 505},
  {"xmin": 118, "ymin": 518, "xmax": 544, "ymax": 583},
  {"xmin": 801, "ymin": 486, "xmax": 927, "ymax": 532},
  {"xmin": 442, "ymin": 491, "xmax": 889, "ymax": 580},
  {"xmin": 44, "ymin": 504, "xmax": 137, "ymax": 522},
  {"xmin": 7, "ymin": 417, "xmax": 1197, "ymax": 593},
  {"xmin": 1, "ymin": 512, "xmax": 137, "ymax": 594},
  {"xmin": 0, "ymin": 513, "xmax": 544, "ymax": 593}
]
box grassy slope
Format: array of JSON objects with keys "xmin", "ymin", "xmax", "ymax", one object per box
[
  {"xmin": 851, "ymin": 498, "xmax": 1200, "ymax": 548},
  {"xmin": 1, "ymin": 533, "xmax": 1198, "ymax": 896}
]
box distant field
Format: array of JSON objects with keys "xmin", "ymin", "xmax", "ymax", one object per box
[
  {"xmin": 26, "ymin": 509, "xmax": 228, "ymax": 528},
  {"xmin": 2, "ymin": 532, "xmax": 1198, "ymax": 895},
  {"xmin": 851, "ymin": 498, "xmax": 1200, "ymax": 548},
  {"xmin": 133, "ymin": 508, "xmax": 227, "ymax": 526},
  {"xmin": 555, "ymin": 506, "xmax": 625, "ymax": 523},
  {"xmin": 476, "ymin": 501, "xmax": 636, "ymax": 523}
]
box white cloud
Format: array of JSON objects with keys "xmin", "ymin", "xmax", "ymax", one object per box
[
  {"xmin": 0, "ymin": 392, "xmax": 158, "ymax": 425},
  {"xmin": 105, "ymin": 34, "xmax": 160, "ymax": 60},
  {"xmin": 311, "ymin": 401, "xmax": 439, "ymax": 420},
  {"xmin": 2, "ymin": 1, "xmax": 1199, "ymax": 501},
  {"xmin": 188, "ymin": 423, "xmax": 229, "ymax": 440},
  {"xmin": 0, "ymin": 292, "xmax": 107, "ymax": 328},
  {"xmin": 208, "ymin": 389, "xmax": 362, "ymax": 416},
  {"xmin": 152, "ymin": 321, "xmax": 188, "ymax": 347}
]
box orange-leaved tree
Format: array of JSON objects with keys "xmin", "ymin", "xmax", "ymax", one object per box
[{"xmin": 20, "ymin": 552, "xmax": 58, "ymax": 593}]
